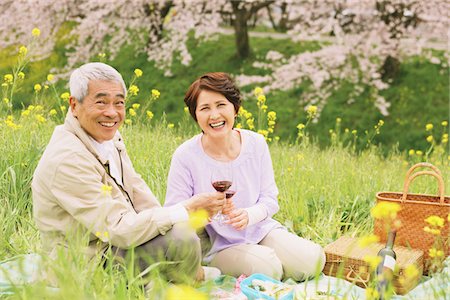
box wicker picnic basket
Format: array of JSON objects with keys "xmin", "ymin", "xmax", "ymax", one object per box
[
  {"xmin": 324, "ymin": 236, "xmax": 424, "ymax": 295},
  {"xmin": 374, "ymin": 163, "xmax": 450, "ymax": 273}
]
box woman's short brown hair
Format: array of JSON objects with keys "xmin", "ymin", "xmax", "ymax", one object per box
[{"xmin": 184, "ymin": 72, "xmax": 241, "ymax": 121}]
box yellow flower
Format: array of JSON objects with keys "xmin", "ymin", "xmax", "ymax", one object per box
[
  {"xmin": 363, "ymin": 255, "xmax": 381, "ymax": 271},
  {"xmin": 442, "ymin": 121, "xmax": 448, "ymax": 127},
  {"xmin": 253, "ymin": 87, "xmax": 263, "ymax": 96},
  {"xmin": 423, "ymin": 226, "xmax": 440, "ymax": 235},
  {"xmin": 21, "ymin": 110, "xmax": 30, "ymax": 117},
  {"xmin": 188, "ymin": 209, "xmax": 208, "ymax": 230},
  {"xmin": 101, "ymin": 184, "xmax": 112, "ymax": 195},
  {"xmin": 184, "ymin": 106, "xmax": 189, "ymax": 114},
  {"xmin": 132, "ymin": 103, "xmax": 140, "ymax": 109},
  {"xmin": 31, "ymin": 27, "xmax": 41, "ymax": 37},
  {"xmin": 336, "ymin": 117, "xmax": 342, "ymax": 123},
  {"xmin": 235, "ymin": 123, "xmax": 242, "ymax": 128},
  {"xmin": 47, "ymin": 74, "xmax": 54, "ymax": 82},
  {"xmin": 404, "ymin": 264, "xmax": 419, "ymax": 279},
  {"xmin": 267, "ymin": 111, "xmax": 276, "ymax": 121},
  {"xmin": 98, "ymin": 52, "xmax": 106, "ymax": 59},
  {"xmin": 358, "ymin": 234, "xmax": 380, "ymax": 248},
  {"xmin": 352, "ymin": 129, "xmax": 357, "ymax": 135},
  {"xmin": 18, "ymin": 72, "xmax": 25, "ymax": 79},
  {"xmin": 34, "ymin": 84, "xmax": 42, "ymax": 92},
  {"xmin": 429, "ymin": 248, "xmax": 444, "ymax": 258},
  {"xmin": 4, "ymin": 74, "xmax": 13, "ymax": 83},
  {"xmin": 134, "ymin": 68, "xmax": 143, "ymax": 77},
  {"xmin": 370, "ymin": 202, "xmax": 401, "ymax": 220},
  {"xmin": 35, "ymin": 105, "xmax": 43, "ymax": 111},
  {"xmin": 44, "ymin": 85, "xmax": 49, "ymax": 89},
  {"xmin": 378, "ymin": 120, "xmax": 384, "ymax": 126},
  {"xmin": 167, "ymin": 123, "xmax": 174, "ymax": 129},
  {"xmin": 297, "ymin": 123, "xmax": 305, "ymax": 130},
  {"xmin": 307, "ymin": 105, "xmax": 317, "ymax": 116},
  {"xmin": 416, "ymin": 150, "xmax": 423, "ymax": 156},
  {"xmin": 151, "ymin": 89, "xmax": 160, "ymax": 98},
  {"xmin": 425, "ymin": 215, "xmax": 444, "ymax": 227},
  {"xmin": 60, "ymin": 105, "xmax": 66, "ymax": 112},
  {"xmin": 257, "ymin": 129, "xmax": 268, "ymax": 137},
  {"xmin": 257, "ymin": 94, "xmax": 266, "ymax": 104},
  {"xmin": 49, "ymin": 109, "xmax": 57, "ymax": 116},
  {"xmin": 166, "ymin": 284, "xmax": 208, "ymax": 300},
  {"xmin": 261, "ymin": 104, "xmax": 268, "ymax": 111},
  {"xmin": 124, "ymin": 119, "xmax": 132, "ymax": 125},
  {"xmin": 146, "ymin": 111, "xmax": 154, "ymax": 120},
  {"xmin": 128, "ymin": 108, "xmax": 136, "ymax": 117},
  {"xmin": 19, "ymin": 46, "xmax": 28, "ymax": 56},
  {"xmin": 35, "ymin": 114, "xmax": 46, "ymax": 123},
  {"xmin": 3, "ymin": 97, "xmax": 9, "ymax": 104},
  {"xmin": 365, "ymin": 287, "xmax": 379, "ymax": 300},
  {"xmin": 408, "ymin": 149, "xmax": 415, "ymax": 156},
  {"xmin": 425, "ymin": 123, "xmax": 433, "ymax": 131},
  {"xmin": 128, "ymin": 85, "xmax": 139, "ymax": 96},
  {"xmin": 442, "ymin": 134, "xmax": 448, "ymax": 143},
  {"xmin": 60, "ymin": 92, "xmax": 70, "ymax": 101},
  {"xmin": 28, "ymin": 105, "xmax": 35, "ymax": 111},
  {"xmin": 268, "ymin": 120, "xmax": 275, "ymax": 126},
  {"xmin": 426, "ymin": 135, "xmax": 433, "ymax": 143}
]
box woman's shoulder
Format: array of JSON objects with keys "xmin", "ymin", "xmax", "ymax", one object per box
[
  {"xmin": 172, "ymin": 134, "xmax": 202, "ymax": 157},
  {"xmin": 239, "ymin": 129, "xmax": 266, "ymax": 147}
]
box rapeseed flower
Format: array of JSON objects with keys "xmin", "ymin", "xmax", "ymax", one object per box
[
  {"xmin": 442, "ymin": 121, "xmax": 448, "ymax": 127},
  {"xmin": 363, "ymin": 255, "xmax": 381, "ymax": 271},
  {"xmin": 429, "ymin": 248, "xmax": 444, "ymax": 258},
  {"xmin": 49, "ymin": 109, "xmax": 57, "ymax": 116},
  {"xmin": 35, "ymin": 114, "xmax": 46, "ymax": 123},
  {"xmin": 358, "ymin": 234, "xmax": 380, "ymax": 248},
  {"xmin": 34, "ymin": 84, "xmax": 42, "ymax": 92},
  {"xmin": 426, "ymin": 135, "xmax": 433, "ymax": 143},
  {"xmin": 128, "ymin": 108, "xmax": 136, "ymax": 117},
  {"xmin": 370, "ymin": 202, "xmax": 401, "ymax": 220},
  {"xmin": 408, "ymin": 149, "xmax": 415, "ymax": 156},
  {"xmin": 253, "ymin": 87, "xmax": 263, "ymax": 96},
  {"xmin": 297, "ymin": 123, "xmax": 305, "ymax": 130},
  {"xmin": 60, "ymin": 105, "xmax": 66, "ymax": 112},
  {"xmin": 416, "ymin": 150, "xmax": 423, "ymax": 156},
  {"xmin": 128, "ymin": 85, "xmax": 139, "ymax": 96},
  {"xmin": 188, "ymin": 209, "xmax": 208, "ymax": 230},
  {"xmin": 61, "ymin": 92, "xmax": 70, "ymax": 101},
  {"xmin": 47, "ymin": 74, "xmax": 54, "ymax": 82},
  {"xmin": 3, "ymin": 97, "xmax": 9, "ymax": 104},
  {"xmin": 167, "ymin": 123, "xmax": 174, "ymax": 129},
  {"xmin": 336, "ymin": 117, "xmax": 342, "ymax": 123},
  {"xmin": 166, "ymin": 284, "xmax": 207, "ymax": 300},
  {"xmin": 307, "ymin": 105, "xmax": 317, "ymax": 117},
  {"xmin": 19, "ymin": 46, "xmax": 28, "ymax": 56},
  {"xmin": 425, "ymin": 215, "xmax": 444, "ymax": 227},
  {"xmin": 18, "ymin": 72, "xmax": 25, "ymax": 79},
  {"xmin": 365, "ymin": 287, "xmax": 379, "ymax": 300},
  {"xmin": 132, "ymin": 103, "xmax": 140, "ymax": 110},
  {"xmin": 425, "ymin": 123, "xmax": 433, "ymax": 131},
  {"xmin": 134, "ymin": 68, "xmax": 143, "ymax": 77},
  {"xmin": 146, "ymin": 111, "xmax": 154, "ymax": 120},
  {"xmin": 184, "ymin": 106, "xmax": 189, "ymax": 114},
  {"xmin": 151, "ymin": 89, "xmax": 160, "ymax": 99},
  {"xmin": 4, "ymin": 74, "xmax": 13, "ymax": 83},
  {"xmin": 423, "ymin": 226, "xmax": 440, "ymax": 235},
  {"xmin": 124, "ymin": 119, "xmax": 132, "ymax": 125},
  {"xmin": 31, "ymin": 28, "xmax": 41, "ymax": 37}
]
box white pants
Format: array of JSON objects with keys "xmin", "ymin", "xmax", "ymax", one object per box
[{"xmin": 209, "ymin": 228, "xmax": 326, "ymax": 281}]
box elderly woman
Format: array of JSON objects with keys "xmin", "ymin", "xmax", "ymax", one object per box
[{"xmin": 164, "ymin": 72, "xmax": 325, "ymax": 281}]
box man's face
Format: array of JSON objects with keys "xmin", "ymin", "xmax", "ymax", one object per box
[{"xmin": 70, "ymin": 79, "xmax": 125, "ymax": 143}]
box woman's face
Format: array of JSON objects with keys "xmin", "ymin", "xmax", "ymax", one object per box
[{"xmin": 195, "ymin": 90, "xmax": 236, "ymax": 137}]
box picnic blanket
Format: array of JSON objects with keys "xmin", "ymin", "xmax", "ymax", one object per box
[{"xmin": 1, "ymin": 254, "xmax": 449, "ymax": 298}]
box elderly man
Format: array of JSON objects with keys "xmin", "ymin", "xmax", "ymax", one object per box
[{"xmin": 32, "ymin": 62, "xmax": 224, "ymax": 283}]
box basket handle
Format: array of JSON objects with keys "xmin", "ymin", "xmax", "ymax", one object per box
[
  {"xmin": 402, "ymin": 171, "xmax": 445, "ymax": 203},
  {"xmin": 346, "ymin": 267, "xmax": 370, "ymax": 284},
  {"xmin": 405, "ymin": 162, "xmax": 442, "ymax": 179}
]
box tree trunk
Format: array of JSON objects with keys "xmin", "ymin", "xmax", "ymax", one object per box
[{"xmin": 231, "ymin": 2, "xmax": 250, "ymax": 59}]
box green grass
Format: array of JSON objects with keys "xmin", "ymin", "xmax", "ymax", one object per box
[{"xmin": 0, "ymin": 109, "xmax": 449, "ymax": 297}]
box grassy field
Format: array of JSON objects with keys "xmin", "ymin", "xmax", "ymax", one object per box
[{"xmin": 0, "ymin": 107, "xmax": 449, "ymax": 298}]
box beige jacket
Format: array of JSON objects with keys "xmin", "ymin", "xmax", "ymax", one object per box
[{"xmin": 32, "ymin": 110, "xmax": 175, "ymax": 259}]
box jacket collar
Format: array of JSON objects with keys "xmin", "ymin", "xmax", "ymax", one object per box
[{"xmin": 64, "ymin": 109, "xmax": 125, "ymax": 165}]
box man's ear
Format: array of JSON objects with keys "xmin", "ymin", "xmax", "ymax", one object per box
[{"xmin": 69, "ymin": 96, "xmax": 78, "ymax": 117}]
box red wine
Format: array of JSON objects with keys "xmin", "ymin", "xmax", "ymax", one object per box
[
  {"xmin": 225, "ymin": 190, "xmax": 236, "ymax": 198},
  {"xmin": 375, "ymin": 230, "xmax": 397, "ymax": 300},
  {"xmin": 212, "ymin": 180, "xmax": 232, "ymax": 192}
]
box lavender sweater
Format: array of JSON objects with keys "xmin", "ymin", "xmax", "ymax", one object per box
[{"xmin": 164, "ymin": 129, "xmax": 282, "ymax": 262}]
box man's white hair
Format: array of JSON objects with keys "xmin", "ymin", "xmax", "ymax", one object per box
[{"xmin": 69, "ymin": 62, "xmax": 127, "ymax": 102}]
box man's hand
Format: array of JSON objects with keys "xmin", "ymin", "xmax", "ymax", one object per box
[
  {"xmin": 183, "ymin": 192, "xmax": 226, "ymax": 217},
  {"xmin": 225, "ymin": 208, "xmax": 249, "ymax": 231}
]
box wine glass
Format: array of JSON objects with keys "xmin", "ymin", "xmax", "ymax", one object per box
[{"xmin": 211, "ymin": 164, "xmax": 233, "ymax": 225}]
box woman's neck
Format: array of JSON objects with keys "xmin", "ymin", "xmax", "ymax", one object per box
[{"xmin": 202, "ymin": 129, "xmax": 241, "ymax": 162}]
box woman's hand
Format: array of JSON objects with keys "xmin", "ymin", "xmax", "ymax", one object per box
[
  {"xmin": 183, "ymin": 192, "xmax": 226, "ymax": 217},
  {"xmin": 221, "ymin": 198, "xmax": 235, "ymax": 215},
  {"xmin": 225, "ymin": 208, "xmax": 249, "ymax": 230}
]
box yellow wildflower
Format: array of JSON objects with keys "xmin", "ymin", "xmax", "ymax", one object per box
[
  {"xmin": 47, "ymin": 74, "xmax": 54, "ymax": 82},
  {"xmin": 132, "ymin": 103, "xmax": 140, "ymax": 110},
  {"xmin": 363, "ymin": 255, "xmax": 381, "ymax": 271},
  {"xmin": 151, "ymin": 89, "xmax": 160, "ymax": 98},
  {"xmin": 128, "ymin": 85, "xmax": 139, "ymax": 96},
  {"xmin": 297, "ymin": 123, "xmax": 305, "ymax": 130},
  {"xmin": 253, "ymin": 87, "xmax": 263, "ymax": 96},
  {"xmin": 235, "ymin": 123, "xmax": 242, "ymax": 128},
  {"xmin": 358, "ymin": 234, "xmax": 380, "ymax": 248},
  {"xmin": 425, "ymin": 215, "xmax": 444, "ymax": 227},
  {"xmin": 60, "ymin": 105, "xmax": 66, "ymax": 112},
  {"xmin": 19, "ymin": 46, "xmax": 28, "ymax": 56},
  {"xmin": 101, "ymin": 184, "xmax": 112, "ymax": 195},
  {"xmin": 3, "ymin": 97, "xmax": 9, "ymax": 104},
  {"xmin": 344, "ymin": 128, "xmax": 349, "ymax": 133},
  {"xmin": 146, "ymin": 111, "xmax": 154, "ymax": 120},
  {"xmin": 307, "ymin": 105, "xmax": 317, "ymax": 116},
  {"xmin": 124, "ymin": 119, "xmax": 132, "ymax": 125},
  {"xmin": 134, "ymin": 68, "xmax": 143, "ymax": 77},
  {"xmin": 35, "ymin": 105, "xmax": 43, "ymax": 111},
  {"xmin": 425, "ymin": 123, "xmax": 433, "ymax": 131},
  {"xmin": 184, "ymin": 106, "xmax": 189, "ymax": 114},
  {"xmin": 49, "ymin": 109, "xmax": 57, "ymax": 116},
  {"xmin": 261, "ymin": 104, "xmax": 268, "ymax": 111},
  {"xmin": 416, "ymin": 150, "xmax": 423, "ymax": 156},
  {"xmin": 378, "ymin": 120, "xmax": 384, "ymax": 126},
  {"xmin": 336, "ymin": 117, "xmax": 342, "ymax": 123},
  {"xmin": 365, "ymin": 287, "xmax": 379, "ymax": 300},
  {"xmin": 34, "ymin": 84, "xmax": 42, "ymax": 92},
  {"xmin": 188, "ymin": 209, "xmax": 208, "ymax": 230},
  {"xmin": 60, "ymin": 92, "xmax": 70, "ymax": 101},
  {"xmin": 128, "ymin": 108, "xmax": 136, "ymax": 117},
  {"xmin": 18, "ymin": 72, "xmax": 25, "ymax": 79},
  {"xmin": 257, "ymin": 94, "xmax": 266, "ymax": 104},
  {"xmin": 408, "ymin": 149, "xmax": 415, "ymax": 156},
  {"xmin": 21, "ymin": 110, "xmax": 30, "ymax": 117},
  {"xmin": 423, "ymin": 226, "xmax": 440, "ymax": 235},
  {"xmin": 267, "ymin": 111, "xmax": 276, "ymax": 121},
  {"xmin": 404, "ymin": 264, "xmax": 419, "ymax": 279},
  {"xmin": 370, "ymin": 202, "xmax": 401, "ymax": 220},
  {"xmin": 95, "ymin": 231, "xmax": 101, "ymax": 237},
  {"xmin": 426, "ymin": 135, "xmax": 433, "ymax": 143},
  {"xmin": 167, "ymin": 123, "xmax": 174, "ymax": 129},
  {"xmin": 28, "ymin": 105, "xmax": 35, "ymax": 111},
  {"xmin": 429, "ymin": 248, "xmax": 444, "ymax": 258},
  {"xmin": 44, "ymin": 85, "xmax": 49, "ymax": 89},
  {"xmin": 31, "ymin": 27, "xmax": 41, "ymax": 37},
  {"xmin": 442, "ymin": 121, "xmax": 448, "ymax": 127},
  {"xmin": 442, "ymin": 134, "xmax": 448, "ymax": 143},
  {"xmin": 4, "ymin": 74, "xmax": 13, "ymax": 83},
  {"xmin": 352, "ymin": 129, "xmax": 357, "ymax": 135},
  {"xmin": 257, "ymin": 129, "xmax": 268, "ymax": 137},
  {"xmin": 35, "ymin": 114, "xmax": 46, "ymax": 123},
  {"xmin": 166, "ymin": 284, "xmax": 208, "ymax": 300},
  {"xmin": 268, "ymin": 120, "xmax": 276, "ymax": 126}
]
